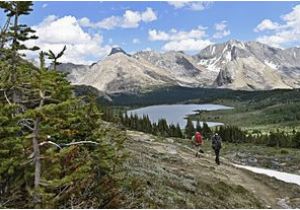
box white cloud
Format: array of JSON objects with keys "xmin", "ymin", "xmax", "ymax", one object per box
[
  {"xmin": 42, "ymin": 3, "xmax": 48, "ymax": 8},
  {"xmin": 79, "ymin": 7, "xmax": 157, "ymax": 30},
  {"xmin": 148, "ymin": 29, "xmax": 170, "ymax": 41},
  {"xmin": 168, "ymin": 1, "xmax": 187, "ymax": 9},
  {"xmin": 254, "ymin": 19, "xmax": 280, "ymax": 32},
  {"xmin": 141, "ymin": 7, "xmax": 157, "ymax": 22},
  {"xmin": 149, "ymin": 26, "xmax": 206, "ymax": 41},
  {"xmin": 215, "ymin": 21, "xmax": 227, "ymax": 31},
  {"xmin": 255, "ymin": 4, "xmax": 300, "ymax": 48},
  {"xmin": 25, "ymin": 15, "xmax": 111, "ymax": 65},
  {"xmin": 213, "ymin": 20, "xmax": 231, "ymax": 39},
  {"xmin": 132, "ymin": 38, "xmax": 140, "ymax": 44},
  {"xmin": 163, "ymin": 39, "xmax": 212, "ymax": 52},
  {"xmin": 167, "ymin": 1, "xmax": 212, "ymax": 11},
  {"xmin": 148, "ymin": 26, "xmax": 212, "ymax": 52},
  {"xmin": 97, "ymin": 16, "xmax": 121, "ymax": 30}
]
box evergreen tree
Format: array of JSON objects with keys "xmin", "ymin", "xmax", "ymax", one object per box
[
  {"xmin": 45, "ymin": 45, "xmax": 66, "ymax": 71},
  {"xmin": 196, "ymin": 120, "xmax": 202, "ymax": 132},
  {"xmin": 157, "ymin": 118, "xmax": 169, "ymax": 137},
  {"xmin": 0, "ymin": 3, "xmax": 126, "ymax": 207},
  {"xmin": 0, "ymin": 1, "xmax": 39, "ymax": 105},
  {"xmin": 175, "ymin": 123, "xmax": 183, "ymax": 138},
  {"xmin": 152, "ymin": 122, "xmax": 159, "ymax": 135},
  {"xmin": 39, "ymin": 51, "xmax": 45, "ymax": 70},
  {"xmin": 292, "ymin": 132, "xmax": 300, "ymax": 149},
  {"xmin": 185, "ymin": 118, "xmax": 195, "ymax": 139},
  {"xmin": 202, "ymin": 122, "xmax": 212, "ymax": 138},
  {"xmin": 168, "ymin": 124, "xmax": 177, "ymax": 137}
]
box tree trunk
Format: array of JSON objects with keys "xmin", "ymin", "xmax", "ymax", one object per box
[
  {"xmin": 32, "ymin": 117, "xmax": 41, "ymax": 204},
  {"xmin": 0, "ymin": 16, "xmax": 11, "ymax": 49},
  {"xmin": 12, "ymin": 11, "xmax": 18, "ymax": 104}
]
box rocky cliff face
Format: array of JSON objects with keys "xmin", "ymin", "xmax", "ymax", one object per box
[
  {"xmin": 56, "ymin": 41, "xmax": 300, "ymax": 93},
  {"xmin": 195, "ymin": 40, "xmax": 299, "ymax": 90}
]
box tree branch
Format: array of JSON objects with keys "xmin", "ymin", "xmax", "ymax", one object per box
[
  {"xmin": 3, "ymin": 90, "xmax": 12, "ymax": 105},
  {"xmin": 39, "ymin": 140, "xmax": 99, "ymax": 150},
  {"xmin": 61, "ymin": 141, "xmax": 100, "ymax": 146},
  {"xmin": 18, "ymin": 119, "xmax": 34, "ymax": 131},
  {"xmin": 39, "ymin": 141, "xmax": 62, "ymax": 149}
]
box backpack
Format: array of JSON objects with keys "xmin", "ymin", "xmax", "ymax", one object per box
[
  {"xmin": 212, "ymin": 135, "xmax": 222, "ymax": 150},
  {"xmin": 195, "ymin": 132, "xmax": 203, "ymax": 145}
]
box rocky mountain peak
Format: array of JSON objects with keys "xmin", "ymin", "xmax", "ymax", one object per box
[
  {"xmin": 108, "ymin": 47, "xmax": 130, "ymax": 57},
  {"xmin": 54, "ymin": 40, "xmax": 300, "ymax": 93}
]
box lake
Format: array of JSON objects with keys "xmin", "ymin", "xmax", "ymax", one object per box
[{"xmin": 127, "ymin": 104, "xmax": 233, "ymax": 128}]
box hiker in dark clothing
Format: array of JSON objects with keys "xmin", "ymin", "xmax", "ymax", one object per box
[{"xmin": 211, "ymin": 133, "xmax": 222, "ymax": 165}]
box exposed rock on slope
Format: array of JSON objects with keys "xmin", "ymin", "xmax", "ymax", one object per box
[
  {"xmin": 133, "ymin": 50, "xmax": 217, "ymax": 87},
  {"xmin": 78, "ymin": 49, "xmax": 177, "ymax": 93},
  {"xmin": 57, "ymin": 48, "xmax": 216, "ymax": 94},
  {"xmin": 195, "ymin": 40, "xmax": 300, "ymax": 90}
]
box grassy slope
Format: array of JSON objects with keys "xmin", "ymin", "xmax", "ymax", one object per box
[
  {"xmin": 190, "ymin": 98, "xmax": 300, "ymax": 132},
  {"xmin": 119, "ymin": 130, "xmax": 300, "ymax": 208}
]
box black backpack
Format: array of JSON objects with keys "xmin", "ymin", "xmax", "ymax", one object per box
[{"xmin": 212, "ymin": 135, "xmax": 222, "ymax": 150}]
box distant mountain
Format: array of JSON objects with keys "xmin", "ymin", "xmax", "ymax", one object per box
[
  {"xmin": 56, "ymin": 41, "xmax": 300, "ymax": 93},
  {"xmin": 133, "ymin": 50, "xmax": 217, "ymax": 87},
  {"xmin": 195, "ymin": 40, "xmax": 300, "ymax": 90},
  {"xmin": 57, "ymin": 47, "xmax": 218, "ymax": 94}
]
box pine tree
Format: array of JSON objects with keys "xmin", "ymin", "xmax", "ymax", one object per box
[
  {"xmin": 185, "ymin": 118, "xmax": 195, "ymax": 139},
  {"xmin": 39, "ymin": 51, "xmax": 45, "ymax": 70},
  {"xmin": 152, "ymin": 122, "xmax": 158, "ymax": 135},
  {"xmin": 292, "ymin": 132, "xmax": 300, "ymax": 149},
  {"xmin": 168, "ymin": 124, "xmax": 177, "ymax": 137},
  {"xmin": 157, "ymin": 118, "xmax": 169, "ymax": 137},
  {"xmin": 0, "ymin": 1, "xmax": 39, "ymax": 105},
  {"xmin": 0, "ymin": 3, "xmax": 128, "ymax": 208},
  {"xmin": 175, "ymin": 123, "xmax": 183, "ymax": 138},
  {"xmin": 202, "ymin": 122, "xmax": 212, "ymax": 138},
  {"xmin": 45, "ymin": 45, "xmax": 66, "ymax": 71},
  {"xmin": 196, "ymin": 120, "xmax": 202, "ymax": 132}
]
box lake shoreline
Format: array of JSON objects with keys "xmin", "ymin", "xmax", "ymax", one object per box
[{"xmin": 127, "ymin": 103, "xmax": 233, "ymax": 128}]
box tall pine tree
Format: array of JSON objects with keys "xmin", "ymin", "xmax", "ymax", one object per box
[{"xmin": 185, "ymin": 118, "xmax": 195, "ymax": 139}]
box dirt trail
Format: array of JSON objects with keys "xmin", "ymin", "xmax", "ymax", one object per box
[{"xmin": 125, "ymin": 130, "xmax": 300, "ymax": 208}]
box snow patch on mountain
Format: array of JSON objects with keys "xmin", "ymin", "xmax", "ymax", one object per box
[{"xmin": 264, "ymin": 60, "xmax": 278, "ymax": 70}]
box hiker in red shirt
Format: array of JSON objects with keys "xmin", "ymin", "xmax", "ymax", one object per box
[{"xmin": 192, "ymin": 131, "xmax": 204, "ymax": 157}]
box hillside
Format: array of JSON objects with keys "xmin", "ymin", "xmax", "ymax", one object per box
[{"xmin": 120, "ymin": 130, "xmax": 300, "ymax": 208}]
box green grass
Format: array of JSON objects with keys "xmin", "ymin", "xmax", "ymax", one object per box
[{"xmin": 189, "ymin": 98, "xmax": 300, "ymax": 133}]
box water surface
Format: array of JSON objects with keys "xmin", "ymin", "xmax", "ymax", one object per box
[{"xmin": 127, "ymin": 104, "xmax": 233, "ymax": 128}]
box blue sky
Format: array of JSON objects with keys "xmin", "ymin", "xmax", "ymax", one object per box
[{"xmin": 2, "ymin": 1, "xmax": 300, "ymax": 64}]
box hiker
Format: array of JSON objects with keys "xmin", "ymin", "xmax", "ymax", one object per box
[
  {"xmin": 211, "ymin": 133, "xmax": 222, "ymax": 165},
  {"xmin": 192, "ymin": 131, "xmax": 204, "ymax": 157}
]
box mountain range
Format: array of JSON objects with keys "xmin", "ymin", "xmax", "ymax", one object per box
[{"xmin": 56, "ymin": 40, "xmax": 300, "ymax": 94}]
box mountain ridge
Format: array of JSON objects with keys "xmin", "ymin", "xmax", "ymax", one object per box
[{"xmin": 56, "ymin": 40, "xmax": 300, "ymax": 94}]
